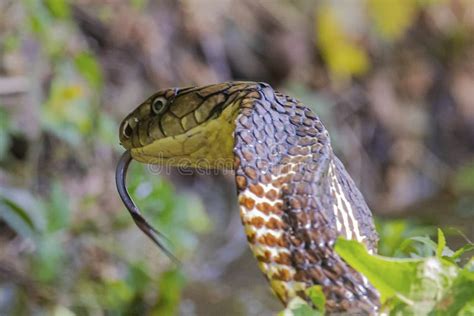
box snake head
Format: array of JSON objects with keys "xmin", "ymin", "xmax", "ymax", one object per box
[
  {"xmin": 119, "ymin": 87, "xmax": 180, "ymax": 150},
  {"xmin": 119, "ymin": 82, "xmax": 261, "ymax": 166}
]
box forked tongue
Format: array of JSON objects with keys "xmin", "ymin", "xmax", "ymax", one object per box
[{"xmin": 115, "ymin": 150, "xmax": 180, "ymax": 265}]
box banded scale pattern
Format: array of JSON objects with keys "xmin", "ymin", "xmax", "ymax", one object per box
[
  {"xmin": 118, "ymin": 82, "xmax": 380, "ymax": 314},
  {"xmin": 233, "ymin": 84, "xmax": 379, "ymax": 313}
]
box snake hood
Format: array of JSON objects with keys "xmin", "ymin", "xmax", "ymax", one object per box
[{"xmin": 117, "ymin": 81, "xmax": 380, "ymax": 314}]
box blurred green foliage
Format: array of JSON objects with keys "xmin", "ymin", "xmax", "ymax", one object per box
[
  {"xmin": 283, "ymin": 230, "xmax": 474, "ymax": 315},
  {"xmin": 125, "ymin": 163, "xmax": 211, "ymax": 256},
  {"xmin": 454, "ymin": 162, "xmax": 474, "ymax": 194},
  {"xmin": 316, "ymin": 0, "xmax": 440, "ymax": 81},
  {"xmin": 335, "ymin": 232, "xmax": 474, "ymax": 315},
  {"xmin": 0, "ymin": 187, "xmax": 46, "ymax": 239},
  {"xmin": 0, "ymin": 164, "xmax": 209, "ymax": 314},
  {"xmin": 20, "ymin": 0, "xmax": 112, "ymax": 148},
  {"xmin": 1, "ymin": 0, "xmax": 473, "ymax": 315},
  {"xmin": 0, "ymin": 108, "xmax": 11, "ymax": 160},
  {"xmin": 0, "ymin": 1, "xmax": 209, "ymax": 314},
  {"xmin": 317, "ymin": 4, "xmax": 369, "ymax": 80},
  {"xmin": 376, "ymin": 219, "xmax": 435, "ymax": 257},
  {"xmin": 367, "ymin": 0, "xmax": 418, "ymax": 40}
]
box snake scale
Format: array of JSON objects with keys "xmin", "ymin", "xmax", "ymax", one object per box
[{"xmin": 116, "ymin": 82, "xmax": 380, "ymax": 314}]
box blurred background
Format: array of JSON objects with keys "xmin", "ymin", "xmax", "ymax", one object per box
[{"xmin": 1, "ymin": 0, "xmax": 473, "ymax": 315}]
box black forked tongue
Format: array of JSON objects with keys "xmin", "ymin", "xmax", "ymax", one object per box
[{"xmin": 115, "ymin": 150, "xmax": 181, "ymax": 266}]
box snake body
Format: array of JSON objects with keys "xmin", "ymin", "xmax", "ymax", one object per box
[{"xmin": 117, "ymin": 82, "xmax": 380, "ymax": 313}]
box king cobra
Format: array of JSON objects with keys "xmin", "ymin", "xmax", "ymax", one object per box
[{"xmin": 116, "ymin": 82, "xmax": 380, "ymax": 314}]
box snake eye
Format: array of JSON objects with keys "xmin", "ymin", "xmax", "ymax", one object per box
[
  {"xmin": 123, "ymin": 121, "xmax": 133, "ymax": 139},
  {"xmin": 151, "ymin": 97, "xmax": 167, "ymax": 115}
]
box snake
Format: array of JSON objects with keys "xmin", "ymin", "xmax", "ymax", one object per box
[{"xmin": 115, "ymin": 82, "xmax": 380, "ymax": 314}]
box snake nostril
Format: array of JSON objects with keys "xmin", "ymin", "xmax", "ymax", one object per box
[{"xmin": 123, "ymin": 121, "xmax": 133, "ymax": 139}]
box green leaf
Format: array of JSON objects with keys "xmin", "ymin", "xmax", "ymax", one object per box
[
  {"xmin": 0, "ymin": 200, "xmax": 35, "ymax": 238},
  {"xmin": 2, "ymin": 34, "xmax": 21, "ymax": 52},
  {"xmin": 334, "ymin": 237, "xmax": 474, "ymax": 315},
  {"xmin": 399, "ymin": 236, "xmax": 438, "ymax": 257},
  {"xmin": 291, "ymin": 305, "xmax": 320, "ymax": 316},
  {"xmin": 45, "ymin": 181, "xmax": 71, "ymax": 233},
  {"xmin": 33, "ymin": 234, "xmax": 66, "ymax": 282},
  {"xmin": 74, "ymin": 52, "xmax": 103, "ymax": 89},
  {"xmin": 278, "ymin": 297, "xmax": 321, "ymax": 316},
  {"xmin": 0, "ymin": 187, "xmax": 46, "ymax": 236},
  {"xmin": 0, "ymin": 107, "xmax": 11, "ymax": 160},
  {"xmin": 100, "ymin": 279, "xmax": 134, "ymax": 309},
  {"xmin": 24, "ymin": 0, "xmax": 52, "ymax": 35},
  {"xmin": 44, "ymin": 0, "xmax": 70, "ymax": 19},
  {"xmin": 152, "ymin": 269, "xmax": 185, "ymax": 316},
  {"xmin": 316, "ymin": 5, "xmax": 369, "ymax": 80},
  {"xmin": 335, "ymin": 237, "xmax": 423, "ymax": 302},
  {"xmin": 41, "ymin": 64, "xmax": 96, "ymax": 144},
  {"xmin": 451, "ymin": 245, "xmax": 474, "ymax": 261},
  {"xmin": 185, "ymin": 195, "xmax": 211, "ymax": 233},
  {"xmin": 375, "ymin": 218, "xmax": 435, "ymax": 257},
  {"xmin": 126, "ymin": 261, "xmax": 151, "ymax": 293},
  {"xmin": 458, "ymin": 300, "xmax": 474, "ymax": 315},
  {"xmin": 437, "ymin": 228, "xmax": 446, "ymax": 258},
  {"xmin": 306, "ymin": 286, "xmax": 325, "ymax": 313},
  {"xmin": 432, "ymin": 259, "xmax": 474, "ymax": 315},
  {"xmin": 367, "ymin": 0, "xmax": 417, "ymax": 40},
  {"xmin": 453, "ymin": 162, "xmax": 474, "ymax": 193}
]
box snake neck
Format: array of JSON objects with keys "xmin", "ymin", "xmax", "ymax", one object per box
[{"xmin": 233, "ymin": 86, "xmax": 380, "ymax": 314}]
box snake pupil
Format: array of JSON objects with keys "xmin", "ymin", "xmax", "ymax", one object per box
[{"xmin": 151, "ymin": 97, "xmax": 166, "ymax": 114}]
